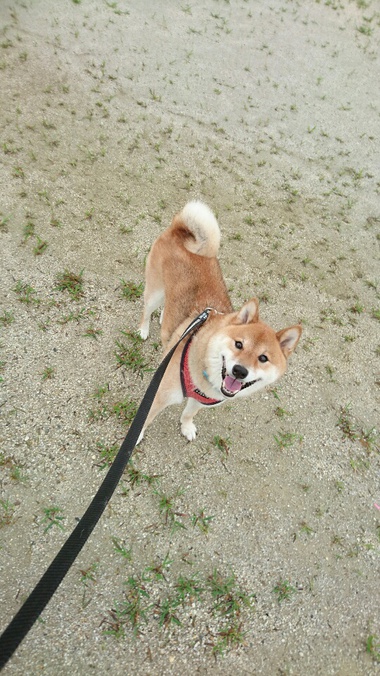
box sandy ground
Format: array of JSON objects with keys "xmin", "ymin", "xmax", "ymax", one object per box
[{"xmin": 1, "ymin": 1, "xmax": 379, "ymax": 674}]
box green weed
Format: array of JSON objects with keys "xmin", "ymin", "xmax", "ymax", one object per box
[
  {"xmin": 337, "ymin": 405, "xmax": 378, "ymax": 452},
  {"xmin": 83, "ymin": 326, "xmax": 102, "ymax": 339},
  {"xmin": 0, "ymin": 499, "xmax": 15, "ymax": 527},
  {"xmin": 274, "ymin": 431, "xmax": 302, "ymax": 449},
  {"xmin": 96, "ymin": 442, "xmax": 119, "ymax": 469},
  {"xmin": 58, "ymin": 307, "xmax": 94, "ymax": 324},
  {"xmin": 104, "ymin": 576, "xmax": 151, "ymax": 637},
  {"xmin": 120, "ymin": 280, "xmax": 143, "ymax": 301},
  {"xmin": 112, "ymin": 537, "xmax": 132, "ymax": 561},
  {"xmin": 41, "ymin": 366, "xmax": 55, "ymax": 380},
  {"xmin": 126, "ymin": 462, "xmax": 160, "ymax": 488},
  {"xmin": 0, "ymin": 213, "xmax": 10, "ymax": 231},
  {"xmin": 212, "ymin": 622, "xmax": 246, "ymax": 656},
  {"xmin": 55, "ymin": 269, "xmax": 84, "ymax": 300},
  {"xmin": 272, "ymin": 579, "xmax": 297, "ymax": 603},
  {"xmin": 213, "ymin": 435, "xmax": 230, "ymax": 458},
  {"xmin": 208, "ymin": 569, "xmax": 254, "ymax": 617},
  {"xmin": 156, "ymin": 596, "xmax": 181, "ymax": 629},
  {"xmin": 14, "ymin": 280, "xmax": 39, "ymax": 305},
  {"xmin": 114, "ymin": 330, "xmax": 150, "ymax": 376},
  {"xmin": 112, "ymin": 399, "xmax": 138, "ymax": 426},
  {"xmin": 22, "ymin": 221, "xmax": 35, "ymax": 242},
  {"xmin": 42, "ymin": 506, "xmax": 65, "ymax": 533},
  {"xmin": 155, "ymin": 487, "xmax": 186, "ymax": 533},
  {"xmin": 0, "ymin": 310, "xmax": 14, "ymax": 326},
  {"xmin": 191, "ymin": 509, "xmax": 215, "ymax": 534},
  {"xmin": 33, "ymin": 236, "xmax": 48, "ymax": 256},
  {"xmin": 174, "ymin": 574, "xmax": 204, "ymax": 603},
  {"xmin": 366, "ymin": 634, "xmax": 380, "ymax": 662}
]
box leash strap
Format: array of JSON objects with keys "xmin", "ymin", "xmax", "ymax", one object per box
[{"xmin": 0, "ymin": 308, "xmax": 212, "ymax": 670}]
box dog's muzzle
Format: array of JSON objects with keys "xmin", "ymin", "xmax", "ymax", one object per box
[{"xmin": 221, "ymin": 357, "xmax": 260, "ymax": 397}]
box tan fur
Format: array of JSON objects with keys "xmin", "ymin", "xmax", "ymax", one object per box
[{"xmin": 138, "ymin": 202, "xmax": 302, "ymax": 441}]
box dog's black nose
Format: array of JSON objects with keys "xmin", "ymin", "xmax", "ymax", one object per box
[{"xmin": 232, "ymin": 364, "xmax": 248, "ymax": 380}]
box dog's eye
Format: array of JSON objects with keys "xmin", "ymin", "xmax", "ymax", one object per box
[
  {"xmin": 258, "ymin": 354, "xmax": 268, "ymax": 363},
  {"xmin": 235, "ymin": 341, "xmax": 243, "ymax": 350}
]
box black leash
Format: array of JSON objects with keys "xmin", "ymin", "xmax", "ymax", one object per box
[{"xmin": 0, "ymin": 309, "xmax": 212, "ymax": 670}]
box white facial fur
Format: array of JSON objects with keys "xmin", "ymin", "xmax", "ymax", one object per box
[{"xmin": 205, "ymin": 333, "xmax": 281, "ymax": 400}]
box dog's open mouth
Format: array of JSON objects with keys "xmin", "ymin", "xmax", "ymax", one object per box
[{"xmin": 221, "ymin": 358, "xmax": 260, "ymax": 398}]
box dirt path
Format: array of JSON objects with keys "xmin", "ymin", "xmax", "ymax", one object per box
[{"xmin": 1, "ymin": 1, "xmax": 379, "ymax": 674}]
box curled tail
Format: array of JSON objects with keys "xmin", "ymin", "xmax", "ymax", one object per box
[{"xmin": 173, "ymin": 201, "xmax": 221, "ymax": 258}]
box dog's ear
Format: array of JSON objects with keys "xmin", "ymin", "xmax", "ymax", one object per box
[
  {"xmin": 235, "ymin": 298, "xmax": 259, "ymax": 324},
  {"xmin": 276, "ymin": 325, "xmax": 302, "ymax": 358}
]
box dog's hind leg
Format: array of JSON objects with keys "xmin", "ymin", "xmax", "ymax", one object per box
[
  {"xmin": 138, "ymin": 253, "xmax": 165, "ymax": 340},
  {"xmin": 180, "ymin": 398, "xmax": 204, "ymax": 441},
  {"xmin": 139, "ymin": 288, "xmax": 164, "ymax": 340}
]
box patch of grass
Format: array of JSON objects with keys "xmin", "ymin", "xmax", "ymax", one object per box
[
  {"xmin": 114, "ymin": 330, "xmax": 150, "ymax": 376},
  {"xmin": 96, "ymin": 442, "xmax": 119, "ymax": 469},
  {"xmin": 112, "ymin": 537, "xmax": 133, "ymax": 561},
  {"xmin": 212, "ymin": 621, "xmax": 246, "ymax": 656},
  {"xmin": 79, "ymin": 561, "xmax": 99, "ymax": 608},
  {"xmin": 112, "ymin": 399, "xmax": 138, "ymax": 426},
  {"xmin": 174, "ymin": 574, "xmax": 204, "ymax": 603},
  {"xmin": 366, "ymin": 634, "xmax": 380, "ymax": 663},
  {"xmin": 126, "ymin": 462, "xmax": 160, "ymax": 488},
  {"xmin": 274, "ymin": 431, "xmax": 303, "ymax": 449},
  {"xmin": 104, "ymin": 575, "xmax": 151, "ymax": 638},
  {"xmin": 320, "ymin": 307, "xmax": 344, "ymax": 326},
  {"xmin": 33, "ymin": 236, "xmax": 48, "ymax": 256},
  {"xmin": 337, "ymin": 404, "xmax": 357, "ymax": 441},
  {"xmin": 275, "ymin": 406, "xmax": 291, "ymax": 418},
  {"xmin": 191, "ymin": 509, "xmax": 215, "ymax": 534},
  {"xmin": 0, "ymin": 213, "xmax": 10, "ymax": 231},
  {"xmin": 0, "ymin": 499, "xmax": 15, "ymax": 527},
  {"xmin": 55, "ymin": 269, "xmax": 84, "ymax": 300},
  {"xmin": 272, "ymin": 579, "xmax": 297, "ymax": 603},
  {"xmin": 58, "ymin": 307, "xmax": 94, "ymax": 324},
  {"xmin": 144, "ymin": 554, "xmax": 173, "ymax": 584},
  {"xmin": 41, "ymin": 506, "xmax": 65, "ymax": 533},
  {"xmin": 12, "ymin": 165, "xmax": 25, "ymax": 178},
  {"xmin": 337, "ymin": 405, "xmax": 378, "ymax": 453},
  {"xmin": 41, "ymin": 366, "xmax": 55, "ymax": 380},
  {"xmin": 349, "ymin": 302, "xmax": 364, "ymax": 315},
  {"xmin": 154, "ymin": 487, "xmax": 186, "ymax": 533},
  {"xmin": 83, "ymin": 326, "xmax": 102, "ymax": 339},
  {"xmin": 156, "ymin": 595, "xmax": 181, "ymax": 629},
  {"xmin": 22, "ymin": 221, "xmax": 35, "ymax": 242},
  {"xmin": 212, "ymin": 435, "xmax": 230, "ymax": 459},
  {"xmin": 120, "ymin": 280, "xmax": 143, "ymax": 301},
  {"xmin": 80, "ymin": 561, "xmax": 99, "ymax": 585},
  {"xmin": 299, "ymin": 521, "xmax": 315, "ymax": 536},
  {"xmin": 10, "ymin": 464, "xmax": 28, "ymax": 484},
  {"xmin": 207, "ymin": 569, "xmax": 254, "ymax": 617},
  {"xmin": 14, "ymin": 280, "xmax": 40, "ymax": 305},
  {"xmin": 0, "ymin": 310, "xmax": 14, "ymax": 326}
]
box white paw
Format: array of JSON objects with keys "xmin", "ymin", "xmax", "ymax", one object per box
[
  {"xmin": 181, "ymin": 421, "xmax": 197, "ymax": 441},
  {"xmin": 138, "ymin": 325, "xmax": 149, "ymax": 340}
]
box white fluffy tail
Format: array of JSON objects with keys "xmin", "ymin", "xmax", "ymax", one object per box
[{"xmin": 180, "ymin": 201, "xmax": 221, "ymax": 258}]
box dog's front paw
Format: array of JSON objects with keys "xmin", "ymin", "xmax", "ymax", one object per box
[
  {"xmin": 138, "ymin": 326, "xmax": 149, "ymax": 341},
  {"xmin": 181, "ymin": 421, "xmax": 197, "ymax": 441}
]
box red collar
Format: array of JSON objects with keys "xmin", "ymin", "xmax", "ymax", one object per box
[{"xmin": 180, "ymin": 337, "xmax": 222, "ymax": 406}]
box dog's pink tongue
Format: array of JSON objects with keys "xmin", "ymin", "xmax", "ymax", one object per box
[{"xmin": 223, "ymin": 375, "xmax": 243, "ymax": 393}]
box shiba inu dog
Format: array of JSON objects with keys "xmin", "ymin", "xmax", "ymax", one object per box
[{"xmin": 138, "ymin": 201, "xmax": 302, "ymax": 441}]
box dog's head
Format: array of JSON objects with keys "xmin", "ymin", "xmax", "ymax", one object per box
[{"xmin": 205, "ymin": 298, "xmax": 302, "ymax": 399}]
